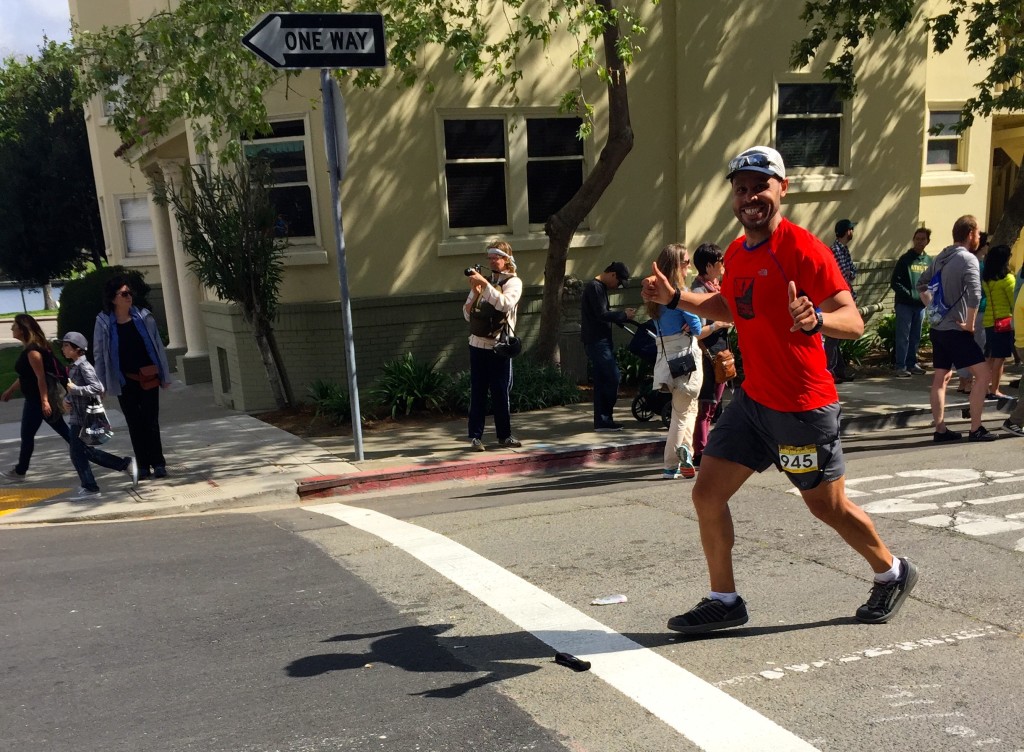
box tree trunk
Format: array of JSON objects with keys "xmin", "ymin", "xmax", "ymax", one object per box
[
  {"xmin": 252, "ymin": 318, "xmax": 291, "ymax": 409},
  {"xmin": 263, "ymin": 324, "xmax": 295, "ymax": 407},
  {"xmin": 991, "ymin": 164, "xmax": 1024, "ymax": 249},
  {"xmin": 533, "ymin": 0, "xmax": 635, "ymax": 364},
  {"xmin": 43, "ymin": 282, "xmax": 57, "ymax": 310}
]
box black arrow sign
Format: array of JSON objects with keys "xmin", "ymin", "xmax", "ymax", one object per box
[{"xmin": 242, "ymin": 12, "xmax": 386, "ymax": 69}]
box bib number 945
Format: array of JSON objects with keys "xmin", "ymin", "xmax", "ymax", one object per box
[{"xmin": 778, "ymin": 444, "xmax": 818, "ymax": 473}]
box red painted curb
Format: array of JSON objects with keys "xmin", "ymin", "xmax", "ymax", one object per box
[{"xmin": 297, "ymin": 440, "xmax": 663, "ymax": 500}]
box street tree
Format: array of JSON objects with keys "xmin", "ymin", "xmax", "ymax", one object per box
[
  {"xmin": 154, "ymin": 157, "xmax": 293, "ymax": 408},
  {"xmin": 73, "ymin": 0, "xmax": 659, "ymax": 364},
  {"xmin": 0, "ymin": 41, "xmax": 105, "ymax": 303},
  {"xmin": 792, "ymin": 0, "xmax": 1024, "ymax": 246}
]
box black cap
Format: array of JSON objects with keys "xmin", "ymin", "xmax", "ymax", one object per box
[
  {"xmin": 605, "ymin": 261, "xmax": 630, "ymax": 287},
  {"xmin": 835, "ymin": 219, "xmax": 857, "ymax": 235}
]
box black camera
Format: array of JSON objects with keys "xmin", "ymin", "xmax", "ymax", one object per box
[{"xmin": 464, "ymin": 264, "xmax": 483, "ymax": 276}]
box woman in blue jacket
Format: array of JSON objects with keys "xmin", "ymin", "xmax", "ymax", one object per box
[
  {"xmin": 645, "ymin": 244, "xmax": 703, "ymax": 479},
  {"xmin": 93, "ymin": 275, "xmax": 172, "ymax": 480}
]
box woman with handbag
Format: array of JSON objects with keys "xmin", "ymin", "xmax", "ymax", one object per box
[
  {"xmin": 462, "ymin": 242, "xmax": 523, "ymax": 451},
  {"xmin": 646, "ymin": 244, "xmax": 703, "ymax": 479},
  {"xmin": 0, "ymin": 314, "xmax": 72, "ymax": 482},
  {"xmin": 981, "ymin": 244, "xmax": 1016, "ymax": 399},
  {"xmin": 690, "ymin": 243, "xmax": 733, "ymax": 467},
  {"xmin": 93, "ymin": 274, "xmax": 172, "ymax": 480}
]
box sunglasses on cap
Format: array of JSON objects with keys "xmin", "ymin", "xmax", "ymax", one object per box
[{"xmin": 727, "ymin": 153, "xmax": 774, "ymax": 174}]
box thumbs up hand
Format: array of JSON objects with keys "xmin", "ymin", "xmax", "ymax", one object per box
[{"xmin": 788, "ymin": 281, "xmax": 818, "ymax": 332}]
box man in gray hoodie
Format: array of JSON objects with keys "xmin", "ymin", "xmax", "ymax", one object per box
[{"xmin": 916, "ymin": 215, "xmax": 995, "ymax": 442}]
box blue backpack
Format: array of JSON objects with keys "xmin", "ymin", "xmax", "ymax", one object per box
[{"xmin": 925, "ymin": 259, "xmax": 964, "ymax": 325}]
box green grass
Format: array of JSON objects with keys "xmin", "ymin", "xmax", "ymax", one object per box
[
  {"xmin": 0, "ymin": 343, "xmax": 66, "ymax": 399},
  {"xmin": 0, "ymin": 308, "xmax": 58, "ymax": 318}
]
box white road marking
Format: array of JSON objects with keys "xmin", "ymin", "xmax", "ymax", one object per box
[
  {"xmin": 966, "ymin": 493, "xmax": 1024, "ymax": 506},
  {"xmin": 305, "ymin": 502, "xmax": 818, "ymax": 752},
  {"xmin": 716, "ymin": 627, "xmax": 1000, "ymax": 687}
]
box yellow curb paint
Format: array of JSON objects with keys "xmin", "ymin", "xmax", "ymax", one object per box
[{"xmin": 0, "ymin": 488, "xmax": 72, "ymax": 517}]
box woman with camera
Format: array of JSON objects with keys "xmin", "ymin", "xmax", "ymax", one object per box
[
  {"xmin": 462, "ymin": 241, "xmax": 523, "ymax": 451},
  {"xmin": 646, "ymin": 244, "xmax": 703, "ymax": 479}
]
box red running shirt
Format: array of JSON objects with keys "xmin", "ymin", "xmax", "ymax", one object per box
[{"xmin": 722, "ymin": 218, "xmax": 849, "ymax": 412}]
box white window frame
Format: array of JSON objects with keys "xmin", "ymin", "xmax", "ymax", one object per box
[
  {"xmin": 117, "ymin": 195, "xmax": 156, "ymax": 257},
  {"xmin": 773, "ymin": 78, "xmax": 852, "ymax": 191},
  {"xmin": 436, "ymin": 109, "xmax": 600, "ymax": 256},
  {"xmin": 925, "ymin": 107, "xmax": 967, "ymax": 172},
  {"xmin": 98, "ymin": 75, "xmax": 129, "ymax": 124},
  {"xmin": 242, "ymin": 114, "xmax": 322, "ymax": 248}
]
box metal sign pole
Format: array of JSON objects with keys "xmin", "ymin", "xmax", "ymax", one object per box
[{"xmin": 320, "ymin": 68, "xmax": 364, "ymax": 460}]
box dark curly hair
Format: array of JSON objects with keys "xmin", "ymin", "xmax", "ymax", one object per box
[{"xmin": 101, "ymin": 274, "xmax": 134, "ymax": 313}]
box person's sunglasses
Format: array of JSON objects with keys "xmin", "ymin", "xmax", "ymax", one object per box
[
  {"xmin": 681, "ymin": 258, "xmax": 691, "ymax": 266},
  {"xmin": 727, "ymin": 153, "xmax": 772, "ymax": 173},
  {"xmin": 116, "ymin": 290, "xmax": 133, "ymax": 299}
]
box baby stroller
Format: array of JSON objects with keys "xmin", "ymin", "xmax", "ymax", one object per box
[{"xmin": 624, "ymin": 320, "xmax": 672, "ymax": 427}]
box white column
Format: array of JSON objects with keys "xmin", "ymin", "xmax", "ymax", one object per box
[
  {"xmin": 157, "ymin": 159, "xmax": 209, "ymax": 377},
  {"xmin": 145, "ymin": 178, "xmax": 186, "ymax": 352}
]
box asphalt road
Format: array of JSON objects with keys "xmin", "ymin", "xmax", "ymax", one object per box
[{"xmin": 3, "ymin": 427, "xmax": 1023, "ymax": 751}]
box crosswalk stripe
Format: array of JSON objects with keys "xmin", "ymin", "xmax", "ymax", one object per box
[{"xmin": 305, "ymin": 502, "xmax": 819, "ymax": 752}]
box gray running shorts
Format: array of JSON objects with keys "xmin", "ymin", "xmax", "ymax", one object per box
[{"xmin": 703, "ymin": 387, "xmax": 845, "ymax": 491}]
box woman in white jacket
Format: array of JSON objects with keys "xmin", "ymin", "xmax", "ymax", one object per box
[{"xmin": 462, "ymin": 242, "xmax": 523, "ymax": 451}]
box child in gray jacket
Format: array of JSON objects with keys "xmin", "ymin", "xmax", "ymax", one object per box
[{"xmin": 61, "ymin": 332, "xmax": 138, "ymax": 497}]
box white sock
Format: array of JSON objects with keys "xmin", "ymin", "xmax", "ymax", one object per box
[
  {"xmin": 874, "ymin": 557, "xmax": 902, "ymax": 583},
  {"xmin": 710, "ymin": 591, "xmax": 739, "ymax": 606}
]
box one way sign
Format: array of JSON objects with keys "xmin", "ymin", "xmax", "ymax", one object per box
[{"xmin": 242, "ymin": 12, "xmax": 386, "ymax": 69}]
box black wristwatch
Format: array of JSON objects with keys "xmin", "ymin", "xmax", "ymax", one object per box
[
  {"xmin": 803, "ymin": 311, "xmax": 824, "ymax": 335},
  {"xmin": 668, "ymin": 289, "xmax": 681, "ymax": 310}
]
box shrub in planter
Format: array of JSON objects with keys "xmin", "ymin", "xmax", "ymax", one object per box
[
  {"xmin": 440, "ymin": 358, "xmax": 582, "ymax": 415},
  {"xmin": 368, "ymin": 353, "xmax": 451, "ymax": 418},
  {"xmin": 307, "ymin": 378, "xmax": 351, "ymax": 423},
  {"xmin": 616, "ymin": 346, "xmax": 652, "ymax": 386},
  {"xmin": 508, "ymin": 359, "xmax": 581, "ymax": 412}
]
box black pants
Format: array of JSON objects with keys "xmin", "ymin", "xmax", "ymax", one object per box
[{"xmin": 117, "ymin": 379, "xmax": 166, "ymax": 472}]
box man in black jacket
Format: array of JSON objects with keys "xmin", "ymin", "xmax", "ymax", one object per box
[
  {"xmin": 581, "ymin": 262, "xmax": 635, "ymax": 431},
  {"xmin": 890, "ymin": 228, "xmax": 932, "ymax": 377}
]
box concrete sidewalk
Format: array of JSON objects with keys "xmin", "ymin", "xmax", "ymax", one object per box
[{"xmin": 0, "ymin": 368, "xmax": 1018, "ymax": 525}]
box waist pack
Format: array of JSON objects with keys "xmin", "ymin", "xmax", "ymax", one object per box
[{"xmin": 127, "ymin": 364, "xmax": 160, "ymax": 390}]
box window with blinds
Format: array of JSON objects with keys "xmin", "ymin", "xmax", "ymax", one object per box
[
  {"xmin": 119, "ymin": 197, "xmax": 155, "ymax": 256},
  {"xmin": 441, "ymin": 113, "xmax": 585, "ymax": 234},
  {"xmin": 776, "ymin": 83, "xmax": 843, "ymax": 171}
]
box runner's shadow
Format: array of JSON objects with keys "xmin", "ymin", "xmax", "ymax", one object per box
[{"xmin": 286, "ymin": 623, "xmax": 543, "ymax": 698}]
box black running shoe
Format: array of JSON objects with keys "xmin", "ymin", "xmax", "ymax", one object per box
[
  {"xmin": 933, "ymin": 429, "xmax": 962, "ymax": 443},
  {"xmin": 667, "ymin": 596, "xmax": 749, "ymax": 634},
  {"xmin": 968, "ymin": 426, "xmax": 996, "ymax": 442},
  {"xmin": 855, "ymin": 557, "xmax": 918, "ymax": 623}
]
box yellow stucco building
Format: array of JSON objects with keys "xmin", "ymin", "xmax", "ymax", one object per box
[{"xmin": 70, "ymin": 1, "xmax": 1001, "ymax": 410}]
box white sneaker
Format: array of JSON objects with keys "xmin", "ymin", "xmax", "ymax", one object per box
[
  {"xmin": 74, "ymin": 487, "xmax": 102, "ymax": 498},
  {"xmin": 124, "ymin": 457, "xmax": 139, "ymax": 489},
  {"xmin": 0, "ymin": 467, "xmax": 26, "ymax": 483}
]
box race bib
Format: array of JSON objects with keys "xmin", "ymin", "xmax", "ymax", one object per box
[{"xmin": 779, "ymin": 444, "xmax": 818, "ymax": 473}]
